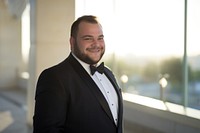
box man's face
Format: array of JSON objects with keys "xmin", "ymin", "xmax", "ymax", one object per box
[{"xmin": 70, "ymin": 21, "xmax": 105, "ymax": 65}]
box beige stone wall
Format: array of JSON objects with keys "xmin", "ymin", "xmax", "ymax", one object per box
[
  {"xmin": 0, "ymin": 1, "xmax": 21, "ymax": 89},
  {"xmin": 35, "ymin": 0, "xmax": 73, "ymax": 74},
  {"xmin": 0, "ymin": 0, "xmax": 74, "ymax": 89},
  {"xmin": 0, "ymin": 0, "xmax": 75, "ymax": 124},
  {"xmin": 27, "ymin": 0, "xmax": 75, "ymax": 125}
]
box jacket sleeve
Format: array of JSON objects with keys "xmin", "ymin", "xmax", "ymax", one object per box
[{"xmin": 33, "ymin": 68, "xmax": 68, "ymax": 133}]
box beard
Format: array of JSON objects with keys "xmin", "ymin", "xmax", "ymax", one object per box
[{"xmin": 73, "ymin": 41, "xmax": 104, "ymax": 65}]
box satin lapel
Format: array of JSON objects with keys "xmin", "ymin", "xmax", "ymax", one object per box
[
  {"xmin": 68, "ymin": 54, "xmax": 114, "ymax": 122},
  {"xmin": 104, "ymin": 68, "xmax": 122, "ymax": 100}
]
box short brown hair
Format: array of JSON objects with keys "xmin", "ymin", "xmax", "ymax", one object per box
[{"xmin": 70, "ymin": 15, "xmax": 100, "ymax": 38}]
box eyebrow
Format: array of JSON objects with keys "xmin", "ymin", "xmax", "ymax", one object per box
[
  {"xmin": 99, "ymin": 35, "xmax": 104, "ymax": 38},
  {"xmin": 81, "ymin": 34, "xmax": 104, "ymax": 38},
  {"xmin": 81, "ymin": 35, "xmax": 93, "ymax": 38}
]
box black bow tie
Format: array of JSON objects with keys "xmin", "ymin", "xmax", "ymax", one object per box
[{"xmin": 90, "ymin": 62, "xmax": 104, "ymax": 75}]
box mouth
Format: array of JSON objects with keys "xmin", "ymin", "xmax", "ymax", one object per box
[{"xmin": 87, "ymin": 48, "xmax": 101, "ymax": 53}]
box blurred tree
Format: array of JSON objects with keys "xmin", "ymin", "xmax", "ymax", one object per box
[
  {"xmin": 160, "ymin": 58, "xmax": 182, "ymax": 84},
  {"xmin": 159, "ymin": 57, "xmax": 192, "ymax": 92},
  {"xmin": 142, "ymin": 61, "xmax": 159, "ymax": 82}
]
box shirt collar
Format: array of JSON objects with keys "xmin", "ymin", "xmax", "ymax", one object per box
[{"xmin": 71, "ymin": 53, "xmax": 91, "ymax": 75}]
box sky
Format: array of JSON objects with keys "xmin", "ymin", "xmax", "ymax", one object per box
[{"xmin": 76, "ymin": 0, "xmax": 200, "ymax": 57}]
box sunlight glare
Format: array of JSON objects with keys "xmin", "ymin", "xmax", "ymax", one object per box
[
  {"xmin": 21, "ymin": 4, "xmax": 30, "ymax": 65},
  {"xmin": 123, "ymin": 92, "xmax": 167, "ymax": 110},
  {"xmin": 76, "ymin": 0, "xmax": 200, "ymax": 57}
]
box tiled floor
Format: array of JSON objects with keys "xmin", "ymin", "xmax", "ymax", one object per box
[{"xmin": 0, "ymin": 88, "xmax": 32, "ymax": 133}]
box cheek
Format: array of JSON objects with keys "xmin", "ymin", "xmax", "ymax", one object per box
[
  {"xmin": 101, "ymin": 42, "xmax": 105, "ymax": 48},
  {"xmin": 77, "ymin": 41, "xmax": 87, "ymax": 51}
]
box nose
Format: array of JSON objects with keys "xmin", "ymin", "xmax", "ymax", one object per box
[{"xmin": 92, "ymin": 38, "xmax": 100, "ymax": 46}]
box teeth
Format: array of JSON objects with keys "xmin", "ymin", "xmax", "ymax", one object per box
[{"xmin": 89, "ymin": 49, "xmax": 100, "ymax": 52}]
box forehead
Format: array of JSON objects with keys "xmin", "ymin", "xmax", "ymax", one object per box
[{"xmin": 77, "ymin": 21, "xmax": 103, "ymax": 35}]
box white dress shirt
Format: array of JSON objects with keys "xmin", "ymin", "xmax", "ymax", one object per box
[{"xmin": 72, "ymin": 54, "xmax": 119, "ymax": 125}]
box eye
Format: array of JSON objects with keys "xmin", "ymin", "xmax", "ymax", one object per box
[
  {"xmin": 83, "ymin": 37, "xmax": 93, "ymax": 41},
  {"xmin": 98, "ymin": 36, "xmax": 104, "ymax": 41}
]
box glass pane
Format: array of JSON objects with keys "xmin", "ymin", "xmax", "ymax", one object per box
[
  {"xmin": 76, "ymin": 0, "xmax": 200, "ymax": 108},
  {"xmin": 103, "ymin": 0, "xmax": 185, "ymax": 106},
  {"xmin": 187, "ymin": 0, "xmax": 200, "ymax": 109}
]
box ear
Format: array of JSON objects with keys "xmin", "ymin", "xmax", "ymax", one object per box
[{"xmin": 70, "ymin": 37, "xmax": 74, "ymax": 50}]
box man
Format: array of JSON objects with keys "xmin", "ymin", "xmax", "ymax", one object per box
[{"xmin": 33, "ymin": 15, "xmax": 123, "ymax": 133}]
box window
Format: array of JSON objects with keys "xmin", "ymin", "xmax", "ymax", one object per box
[
  {"xmin": 76, "ymin": 0, "xmax": 200, "ymax": 110},
  {"xmin": 187, "ymin": 0, "xmax": 200, "ymax": 109}
]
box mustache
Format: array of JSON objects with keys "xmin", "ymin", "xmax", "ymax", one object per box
[{"xmin": 87, "ymin": 46, "xmax": 102, "ymax": 50}]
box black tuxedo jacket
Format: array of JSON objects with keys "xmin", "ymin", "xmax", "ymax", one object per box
[{"xmin": 33, "ymin": 53, "xmax": 123, "ymax": 133}]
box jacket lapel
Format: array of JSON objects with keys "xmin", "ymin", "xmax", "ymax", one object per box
[
  {"xmin": 104, "ymin": 68, "xmax": 123, "ymax": 128},
  {"xmin": 68, "ymin": 54, "xmax": 114, "ymax": 123}
]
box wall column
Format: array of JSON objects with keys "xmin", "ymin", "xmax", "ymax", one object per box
[{"xmin": 27, "ymin": 0, "xmax": 75, "ymax": 125}]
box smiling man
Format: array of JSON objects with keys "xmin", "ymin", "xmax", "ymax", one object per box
[
  {"xmin": 70, "ymin": 18, "xmax": 105, "ymax": 65},
  {"xmin": 33, "ymin": 15, "xmax": 123, "ymax": 133}
]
